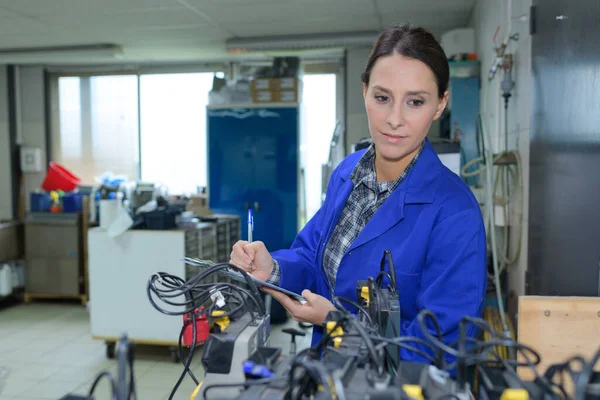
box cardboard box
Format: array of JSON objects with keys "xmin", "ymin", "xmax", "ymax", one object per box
[
  {"xmin": 186, "ymin": 194, "xmax": 213, "ymax": 218},
  {"xmin": 0, "ymin": 221, "xmax": 24, "ymax": 262},
  {"xmin": 251, "ymin": 89, "xmax": 298, "ymax": 103},
  {"xmin": 275, "ymin": 77, "xmax": 298, "ymax": 90},
  {"xmin": 251, "ymin": 78, "xmax": 298, "ymax": 93},
  {"xmin": 252, "ymin": 90, "xmax": 277, "ymax": 103},
  {"xmin": 251, "ymin": 78, "xmax": 275, "ymax": 91},
  {"xmin": 277, "ymin": 89, "xmax": 297, "ymax": 102}
]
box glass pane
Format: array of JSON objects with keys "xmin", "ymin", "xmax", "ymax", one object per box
[
  {"xmin": 301, "ymin": 74, "xmax": 337, "ymax": 222},
  {"xmin": 55, "ymin": 75, "xmax": 139, "ymax": 185},
  {"xmin": 90, "ymin": 75, "xmax": 139, "ymax": 182},
  {"xmin": 58, "ymin": 77, "xmax": 82, "ymax": 159},
  {"xmin": 139, "ymin": 73, "xmax": 214, "ymax": 195}
]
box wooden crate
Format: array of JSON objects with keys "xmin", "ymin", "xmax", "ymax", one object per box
[{"xmin": 517, "ymin": 296, "xmax": 600, "ymax": 392}]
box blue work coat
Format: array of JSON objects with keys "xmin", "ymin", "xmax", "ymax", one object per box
[{"xmin": 271, "ymin": 139, "xmax": 487, "ymax": 363}]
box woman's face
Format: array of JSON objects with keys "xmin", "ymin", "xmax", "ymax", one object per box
[{"xmin": 363, "ymin": 53, "xmax": 449, "ymax": 163}]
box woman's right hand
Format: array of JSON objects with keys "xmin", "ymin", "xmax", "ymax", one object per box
[{"xmin": 229, "ymin": 240, "xmax": 274, "ymax": 282}]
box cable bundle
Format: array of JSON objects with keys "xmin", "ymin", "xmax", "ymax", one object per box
[
  {"xmin": 482, "ymin": 306, "xmax": 516, "ymax": 361},
  {"xmin": 147, "ymin": 264, "xmax": 598, "ymax": 400},
  {"xmin": 146, "ymin": 262, "xmax": 266, "ymax": 400}
]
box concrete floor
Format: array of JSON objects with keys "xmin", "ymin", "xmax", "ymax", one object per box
[{"xmin": 0, "ymin": 302, "xmax": 311, "ymax": 400}]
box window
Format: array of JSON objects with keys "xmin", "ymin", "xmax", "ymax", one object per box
[
  {"xmin": 55, "ymin": 75, "xmax": 139, "ymax": 185},
  {"xmin": 54, "ymin": 72, "xmax": 213, "ymax": 192},
  {"xmin": 300, "ymin": 74, "xmax": 337, "ymax": 222},
  {"xmin": 58, "ymin": 77, "xmax": 81, "ymax": 160},
  {"xmin": 139, "ymin": 73, "xmax": 214, "ymax": 194},
  {"xmin": 54, "ymin": 70, "xmax": 338, "ymax": 206}
]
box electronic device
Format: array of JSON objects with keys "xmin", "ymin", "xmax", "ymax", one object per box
[{"xmin": 146, "ymin": 256, "xmax": 600, "ymax": 400}]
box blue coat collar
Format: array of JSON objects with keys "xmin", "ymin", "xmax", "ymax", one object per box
[
  {"xmin": 337, "ymin": 138, "xmax": 443, "ymax": 204},
  {"xmin": 333, "ymin": 139, "xmax": 443, "ymax": 253}
]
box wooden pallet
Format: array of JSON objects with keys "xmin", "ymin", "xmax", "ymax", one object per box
[
  {"xmin": 24, "ymin": 292, "xmax": 87, "ymax": 305},
  {"xmin": 93, "ymin": 335, "xmax": 184, "ymax": 362}
]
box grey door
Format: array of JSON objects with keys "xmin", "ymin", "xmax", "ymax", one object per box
[{"xmin": 528, "ymin": 0, "xmax": 600, "ymax": 295}]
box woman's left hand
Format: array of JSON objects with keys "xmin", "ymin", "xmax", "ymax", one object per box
[{"xmin": 261, "ymin": 288, "xmax": 336, "ymax": 326}]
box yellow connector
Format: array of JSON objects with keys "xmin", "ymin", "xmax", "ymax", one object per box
[
  {"xmin": 361, "ymin": 286, "xmax": 369, "ymax": 304},
  {"xmin": 325, "ymin": 321, "xmax": 344, "ymax": 348},
  {"xmin": 190, "ymin": 381, "xmax": 203, "ymax": 400},
  {"xmin": 402, "ymin": 384, "xmax": 424, "ymax": 400},
  {"xmin": 500, "ymin": 388, "xmax": 529, "ymax": 400},
  {"xmin": 212, "ymin": 310, "xmax": 230, "ymax": 331}
]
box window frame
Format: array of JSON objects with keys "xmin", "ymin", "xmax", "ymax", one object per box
[
  {"xmin": 48, "ymin": 64, "xmax": 226, "ymax": 184},
  {"xmin": 48, "ymin": 59, "xmax": 346, "ymax": 190}
]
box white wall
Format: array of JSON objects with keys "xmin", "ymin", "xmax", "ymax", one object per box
[
  {"xmin": 472, "ymin": 0, "xmax": 532, "ymax": 295},
  {"xmin": 345, "ymin": 47, "xmax": 371, "ymax": 154},
  {"xmin": 18, "ymin": 67, "xmax": 47, "ymax": 212},
  {"xmin": 0, "ymin": 66, "xmax": 12, "ymax": 221}
]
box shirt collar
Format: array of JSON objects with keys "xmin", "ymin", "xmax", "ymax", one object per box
[{"xmin": 349, "ymin": 140, "xmax": 425, "ymax": 191}]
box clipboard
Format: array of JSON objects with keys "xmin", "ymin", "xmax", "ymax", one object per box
[{"xmin": 183, "ymin": 257, "xmax": 307, "ymax": 304}]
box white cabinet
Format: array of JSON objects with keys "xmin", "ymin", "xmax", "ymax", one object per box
[{"xmin": 88, "ymin": 225, "xmax": 216, "ymax": 353}]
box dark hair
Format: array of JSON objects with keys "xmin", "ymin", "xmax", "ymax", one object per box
[{"xmin": 361, "ymin": 24, "xmax": 449, "ymax": 98}]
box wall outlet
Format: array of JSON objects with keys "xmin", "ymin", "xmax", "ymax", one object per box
[{"xmin": 20, "ymin": 147, "xmax": 43, "ymax": 173}]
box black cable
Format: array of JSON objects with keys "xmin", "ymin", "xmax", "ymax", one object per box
[
  {"xmin": 370, "ymin": 335, "xmax": 438, "ymax": 364},
  {"xmin": 334, "ymin": 296, "xmax": 374, "ymax": 325},
  {"xmin": 347, "ymin": 313, "xmax": 385, "ymax": 376},
  {"xmin": 309, "ymin": 313, "xmax": 351, "ymax": 355},
  {"xmin": 202, "ymin": 377, "xmax": 287, "ymax": 400},
  {"xmin": 379, "ymin": 250, "xmax": 397, "ymax": 291},
  {"xmin": 168, "ymin": 320, "xmax": 199, "ymax": 400},
  {"xmin": 178, "ymin": 315, "xmax": 200, "ymax": 386},
  {"xmin": 147, "ymin": 263, "xmax": 266, "ymax": 319},
  {"xmin": 545, "ymin": 356, "xmax": 586, "ymax": 399},
  {"xmin": 146, "ymin": 262, "xmax": 274, "ymax": 400},
  {"xmin": 575, "ymin": 348, "xmax": 600, "ymax": 400},
  {"xmin": 374, "ymin": 285, "xmax": 384, "ymax": 336},
  {"xmin": 477, "ymin": 348, "xmax": 530, "ymax": 390},
  {"xmin": 434, "ymin": 395, "xmax": 461, "ymax": 400},
  {"xmin": 375, "ymin": 271, "xmax": 394, "ymax": 289},
  {"xmin": 290, "ymin": 358, "xmax": 333, "ymax": 400},
  {"xmin": 89, "ymin": 371, "xmax": 118, "ymax": 400},
  {"xmin": 330, "ymin": 297, "xmax": 383, "ymax": 374},
  {"xmin": 417, "ymin": 309, "xmax": 453, "ymax": 355}
]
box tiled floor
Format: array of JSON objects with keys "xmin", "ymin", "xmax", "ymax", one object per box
[{"xmin": 0, "ymin": 302, "xmax": 312, "ymax": 400}]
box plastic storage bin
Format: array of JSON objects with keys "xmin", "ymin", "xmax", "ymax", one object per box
[
  {"xmin": 30, "ymin": 192, "xmax": 52, "ymax": 212},
  {"xmin": 62, "ymin": 193, "xmax": 83, "ymax": 212}
]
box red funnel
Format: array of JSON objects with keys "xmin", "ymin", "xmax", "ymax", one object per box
[{"xmin": 41, "ymin": 162, "xmax": 81, "ymax": 192}]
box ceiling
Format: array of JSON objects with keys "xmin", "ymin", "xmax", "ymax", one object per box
[{"xmin": 0, "ymin": 0, "xmax": 476, "ymax": 65}]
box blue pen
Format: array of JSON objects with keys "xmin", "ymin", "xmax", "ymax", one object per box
[
  {"xmin": 247, "ymin": 209, "xmax": 253, "ymax": 243},
  {"xmin": 247, "ymin": 209, "xmax": 254, "ymax": 272}
]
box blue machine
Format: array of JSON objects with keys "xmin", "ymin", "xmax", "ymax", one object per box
[{"xmin": 207, "ymin": 106, "xmax": 299, "ymax": 252}]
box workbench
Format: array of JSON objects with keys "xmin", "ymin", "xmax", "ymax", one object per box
[{"xmin": 88, "ymin": 224, "xmax": 217, "ymax": 360}]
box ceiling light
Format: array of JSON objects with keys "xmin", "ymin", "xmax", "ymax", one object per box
[
  {"xmin": 226, "ymin": 31, "xmax": 379, "ymax": 53},
  {"xmin": 0, "ymin": 44, "xmax": 123, "ymax": 64}
]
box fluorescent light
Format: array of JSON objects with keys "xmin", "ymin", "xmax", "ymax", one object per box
[
  {"xmin": 0, "ymin": 44, "xmax": 123, "ymax": 64},
  {"xmin": 226, "ymin": 31, "xmax": 379, "ymax": 53}
]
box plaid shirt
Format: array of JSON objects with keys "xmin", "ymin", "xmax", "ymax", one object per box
[{"xmin": 267, "ymin": 142, "xmax": 424, "ymax": 296}]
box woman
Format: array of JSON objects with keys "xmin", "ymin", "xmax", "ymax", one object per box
[{"xmin": 230, "ymin": 24, "xmax": 486, "ymax": 363}]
